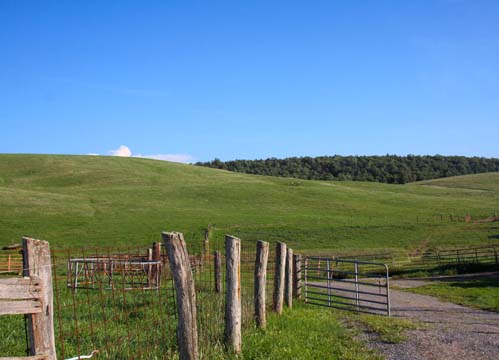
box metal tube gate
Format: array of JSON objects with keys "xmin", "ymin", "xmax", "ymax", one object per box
[{"xmin": 304, "ymin": 256, "xmax": 390, "ymax": 316}]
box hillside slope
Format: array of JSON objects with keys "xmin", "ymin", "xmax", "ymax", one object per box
[
  {"xmin": 0, "ymin": 154, "xmax": 497, "ymax": 251},
  {"xmin": 416, "ymin": 172, "xmax": 499, "ymax": 192}
]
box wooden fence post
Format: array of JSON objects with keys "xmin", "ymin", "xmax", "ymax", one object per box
[
  {"xmin": 152, "ymin": 242, "xmax": 161, "ymax": 262},
  {"xmin": 273, "ymin": 242, "xmax": 286, "ymax": 314},
  {"xmin": 147, "ymin": 248, "xmax": 153, "ymax": 287},
  {"xmin": 225, "ymin": 235, "xmax": 242, "ymax": 353},
  {"xmin": 22, "ymin": 237, "xmax": 56, "ymax": 360},
  {"xmin": 214, "ymin": 250, "xmax": 222, "ymax": 293},
  {"xmin": 285, "ymin": 248, "xmax": 293, "ymax": 308},
  {"xmin": 254, "ymin": 240, "xmax": 269, "ymax": 329},
  {"xmin": 162, "ymin": 232, "xmax": 199, "ymax": 360},
  {"xmin": 152, "ymin": 242, "xmax": 161, "ymax": 287},
  {"xmin": 293, "ymin": 254, "xmax": 302, "ymax": 299}
]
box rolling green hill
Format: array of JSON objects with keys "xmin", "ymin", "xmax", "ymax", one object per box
[{"xmin": 0, "ymin": 154, "xmax": 498, "ymax": 252}]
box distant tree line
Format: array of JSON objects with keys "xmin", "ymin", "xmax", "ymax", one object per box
[{"xmin": 195, "ymin": 155, "xmax": 499, "ymax": 184}]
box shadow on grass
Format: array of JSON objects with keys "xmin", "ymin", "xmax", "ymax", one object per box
[
  {"xmin": 447, "ymin": 277, "xmax": 499, "ymax": 289},
  {"xmin": 391, "ymin": 263, "xmax": 499, "ymax": 278}
]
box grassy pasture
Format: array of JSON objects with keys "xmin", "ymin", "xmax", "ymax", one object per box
[
  {"xmin": 0, "ymin": 246, "xmax": 381, "ymax": 360},
  {"xmin": 405, "ymin": 277, "xmax": 499, "ymax": 312},
  {"xmin": 1, "ymin": 154, "xmax": 498, "ymax": 359},
  {"xmin": 0, "ymin": 154, "xmax": 498, "ymax": 253}
]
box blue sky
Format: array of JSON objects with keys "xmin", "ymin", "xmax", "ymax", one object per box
[{"xmin": 1, "ymin": 0, "xmax": 498, "ymax": 163}]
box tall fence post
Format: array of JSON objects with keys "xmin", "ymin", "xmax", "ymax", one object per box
[
  {"xmin": 225, "ymin": 235, "xmax": 242, "ymax": 353},
  {"xmin": 293, "ymin": 254, "xmax": 302, "ymax": 299},
  {"xmin": 147, "ymin": 248, "xmax": 153, "ymax": 287},
  {"xmin": 214, "ymin": 250, "xmax": 222, "ymax": 293},
  {"xmin": 203, "ymin": 225, "xmax": 211, "ymax": 269},
  {"xmin": 254, "ymin": 240, "xmax": 269, "ymax": 329},
  {"xmin": 22, "ymin": 237, "xmax": 56, "ymax": 360},
  {"xmin": 152, "ymin": 242, "xmax": 161, "ymax": 287},
  {"xmin": 162, "ymin": 232, "xmax": 199, "ymax": 360},
  {"xmin": 273, "ymin": 242, "xmax": 286, "ymax": 314},
  {"xmin": 285, "ymin": 248, "xmax": 293, "ymax": 308}
]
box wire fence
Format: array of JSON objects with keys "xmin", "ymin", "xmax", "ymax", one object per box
[
  {"xmin": 328, "ymin": 244, "xmax": 499, "ymax": 275},
  {"xmin": 51, "ymin": 246, "xmax": 178, "ymax": 359},
  {"xmin": 0, "ymin": 250, "xmax": 22, "ymax": 274},
  {"xmin": 1, "ymin": 235, "xmax": 282, "ymax": 359},
  {"xmin": 4, "ymin": 234, "xmax": 497, "ymax": 359},
  {"xmin": 186, "ymin": 235, "xmax": 277, "ymax": 357}
]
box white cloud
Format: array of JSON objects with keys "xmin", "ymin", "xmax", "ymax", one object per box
[
  {"xmin": 109, "ymin": 145, "xmax": 132, "ymax": 157},
  {"xmin": 105, "ymin": 145, "xmax": 193, "ymax": 163}
]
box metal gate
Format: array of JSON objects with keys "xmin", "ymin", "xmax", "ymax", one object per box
[{"xmin": 304, "ymin": 256, "xmax": 390, "ymax": 316}]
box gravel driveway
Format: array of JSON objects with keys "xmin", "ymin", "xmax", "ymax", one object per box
[{"xmin": 364, "ymin": 276, "xmax": 499, "ymax": 360}]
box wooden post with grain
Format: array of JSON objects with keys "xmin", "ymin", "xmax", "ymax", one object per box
[
  {"xmin": 273, "ymin": 242, "xmax": 287, "ymax": 314},
  {"xmin": 203, "ymin": 225, "xmax": 211, "ymax": 258},
  {"xmin": 22, "ymin": 237, "xmax": 57, "ymax": 360},
  {"xmin": 224, "ymin": 235, "xmax": 242, "ymax": 353},
  {"xmin": 284, "ymin": 248, "xmax": 293, "ymax": 308},
  {"xmin": 254, "ymin": 240, "xmax": 269, "ymax": 329},
  {"xmin": 152, "ymin": 241, "xmax": 161, "ymax": 286},
  {"xmin": 214, "ymin": 250, "xmax": 222, "ymax": 293},
  {"xmin": 162, "ymin": 232, "xmax": 199, "ymax": 360},
  {"xmin": 147, "ymin": 247, "xmax": 153, "ymax": 287},
  {"xmin": 293, "ymin": 253, "xmax": 302, "ymax": 299}
]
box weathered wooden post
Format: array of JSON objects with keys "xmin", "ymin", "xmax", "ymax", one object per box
[
  {"xmin": 214, "ymin": 250, "xmax": 222, "ymax": 293},
  {"xmin": 147, "ymin": 248, "xmax": 153, "ymax": 287},
  {"xmin": 293, "ymin": 254, "xmax": 302, "ymax": 299},
  {"xmin": 162, "ymin": 232, "xmax": 199, "ymax": 360},
  {"xmin": 202, "ymin": 225, "xmax": 211, "ymax": 269},
  {"xmin": 152, "ymin": 242, "xmax": 161, "ymax": 262},
  {"xmin": 285, "ymin": 248, "xmax": 293, "ymax": 308},
  {"xmin": 152, "ymin": 242, "xmax": 162, "ymax": 287},
  {"xmin": 273, "ymin": 242, "xmax": 286, "ymax": 314},
  {"xmin": 254, "ymin": 240, "xmax": 269, "ymax": 329},
  {"xmin": 22, "ymin": 237, "xmax": 57, "ymax": 360},
  {"xmin": 225, "ymin": 235, "xmax": 241, "ymax": 353}
]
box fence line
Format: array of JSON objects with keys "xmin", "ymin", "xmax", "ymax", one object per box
[
  {"xmin": 330, "ymin": 244, "xmax": 499, "ymax": 274},
  {"xmin": 1, "ymin": 233, "xmax": 298, "ymax": 359},
  {"xmin": 0, "ymin": 251, "xmax": 23, "ymax": 274}
]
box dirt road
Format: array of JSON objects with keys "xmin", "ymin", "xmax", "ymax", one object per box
[{"xmin": 365, "ymin": 276, "xmax": 499, "ymax": 360}]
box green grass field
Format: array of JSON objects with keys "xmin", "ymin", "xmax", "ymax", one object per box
[
  {"xmin": 239, "ymin": 303, "xmax": 382, "ymax": 360},
  {"xmin": 405, "ymin": 277, "xmax": 499, "ymax": 312},
  {"xmin": 0, "ymin": 154, "xmax": 498, "ymax": 253},
  {"xmin": 1, "ymin": 154, "xmax": 498, "ymax": 359}
]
